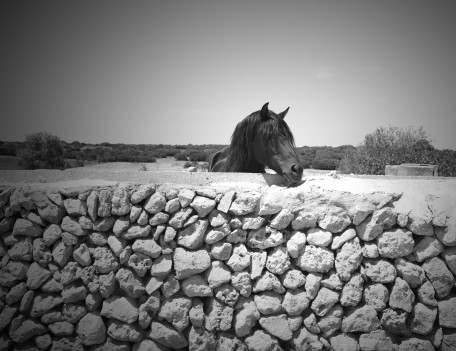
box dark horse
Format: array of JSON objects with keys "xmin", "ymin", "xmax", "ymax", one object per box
[{"xmin": 210, "ymin": 103, "xmax": 303, "ymax": 185}]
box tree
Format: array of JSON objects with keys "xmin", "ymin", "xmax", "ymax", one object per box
[
  {"xmin": 338, "ymin": 126, "xmax": 434, "ymax": 175},
  {"xmin": 18, "ymin": 132, "xmax": 65, "ymax": 170}
]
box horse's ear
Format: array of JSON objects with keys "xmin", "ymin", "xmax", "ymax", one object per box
[
  {"xmin": 278, "ymin": 107, "xmax": 290, "ymax": 119},
  {"xmin": 260, "ymin": 102, "xmax": 269, "ymax": 120}
]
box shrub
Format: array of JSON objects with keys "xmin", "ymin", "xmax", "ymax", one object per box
[
  {"xmin": 18, "ymin": 132, "xmax": 65, "ymax": 170},
  {"xmin": 338, "ymin": 126, "xmax": 435, "ymax": 175}
]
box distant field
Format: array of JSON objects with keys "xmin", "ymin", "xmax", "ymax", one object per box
[
  {"xmin": 0, "ymin": 156, "xmax": 21, "ymax": 170},
  {"xmin": 80, "ymin": 157, "xmax": 190, "ymax": 171}
]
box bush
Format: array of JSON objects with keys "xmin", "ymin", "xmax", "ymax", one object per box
[
  {"xmin": 18, "ymin": 132, "xmax": 65, "ymax": 170},
  {"xmin": 338, "ymin": 126, "xmax": 435, "ymax": 175}
]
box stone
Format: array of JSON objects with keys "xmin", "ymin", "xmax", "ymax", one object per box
[
  {"xmin": 335, "ymin": 237, "xmax": 363, "ymax": 281},
  {"xmin": 357, "ymin": 207, "xmax": 396, "ymax": 241},
  {"xmin": 48, "ymin": 321, "xmax": 74, "ymax": 336},
  {"xmin": 411, "ymin": 302, "xmax": 437, "ymax": 335},
  {"xmin": 111, "ymin": 186, "xmax": 130, "ymax": 216},
  {"xmin": 131, "ymin": 184, "xmax": 155, "ymax": 204},
  {"xmin": 435, "ymin": 219, "xmax": 456, "ymax": 246},
  {"xmin": 389, "ymin": 277, "xmax": 414, "ymax": 312},
  {"xmin": 441, "ymin": 246, "xmax": 456, "ymax": 275},
  {"xmin": 329, "ymin": 333, "xmax": 359, "ymax": 351},
  {"xmin": 9, "ymin": 318, "xmax": 47, "ymax": 343},
  {"xmin": 217, "ymin": 190, "xmax": 235, "ymax": 213},
  {"xmin": 331, "ymin": 228, "xmax": 357, "ymax": 250},
  {"xmin": 265, "ymin": 245, "xmax": 290, "ymax": 274},
  {"xmin": 12, "ymin": 218, "xmax": 43, "ymax": 237},
  {"xmin": 214, "ymin": 283, "xmax": 240, "ymax": 307},
  {"xmin": 282, "ymin": 288, "xmax": 309, "ymax": 316},
  {"xmin": 101, "ymin": 295, "xmax": 139, "ymax": 323},
  {"xmin": 72, "ymin": 243, "xmax": 92, "ymax": 266},
  {"xmin": 395, "ymin": 258, "xmax": 425, "ymax": 288},
  {"xmin": 229, "ymin": 191, "xmax": 261, "ymax": 215},
  {"xmin": 115, "ymin": 268, "xmax": 146, "ymax": 298},
  {"xmin": 245, "ymin": 330, "xmax": 281, "ymax": 351},
  {"xmin": 43, "ymin": 224, "xmax": 62, "ymax": 246},
  {"xmin": 231, "ymin": 271, "xmax": 252, "ymax": 297},
  {"xmin": 6, "ymin": 282, "xmax": 27, "ymax": 305},
  {"xmin": 363, "ymin": 258, "xmax": 396, "ymax": 283},
  {"xmin": 0, "ymin": 306, "xmax": 17, "ymax": 333},
  {"xmin": 442, "ymin": 329, "xmax": 456, "ymax": 351},
  {"xmin": 296, "ymin": 245, "xmax": 334, "ymax": 273},
  {"xmin": 190, "ymin": 196, "xmax": 216, "ymax": 217},
  {"xmin": 63, "ymin": 198, "xmax": 87, "ymax": 216},
  {"xmin": 341, "ymin": 305, "xmax": 380, "ymax": 333},
  {"xmin": 290, "ymin": 327, "xmax": 323, "ymax": 351},
  {"xmin": 161, "ymin": 275, "xmax": 180, "ymax": 298},
  {"xmin": 149, "ymin": 321, "xmax": 189, "ymax": 348},
  {"xmin": 211, "ymin": 241, "xmax": 232, "ymax": 260},
  {"xmin": 165, "ymin": 197, "xmax": 181, "ymax": 214},
  {"xmin": 178, "ymin": 188, "xmax": 196, "ymax": 207},
  {"xmin": 131, "ymin": 238, "xmax": 161, "ymax": 258},
  {"xmin": 234, "ymin": 297, "xmax": 261, "ymax": 337},
  {"xmin": 306, "ymin": 227, "xmax": 332, "ymax": 247},
  {"xmin": 217, "ymin": 332, "xmax": 247, "ymax": 351},
  {"xmin": 253, "ymin": 271, "xmax": 285, "ymax": 294},
  {"xmin": 303, "ymin": 310, "xmax": 320, "ymax": 334},
  {"xmin": 422, "ymin": 256, "xmax": 455, "ymax": 299},
  {"xmin": 226, "ymin": 228, "xmax": 248, "ymax": 243},
  {"xmin": 398, "ymin": 338, "xmax": 434, "ymax": 351},
  {"xmin": 321, "ymin": 270, "xmax": 344, "ymax": 290},
  {"xmin": 380, "ymin": 308, "xmax": 409, "ymax": 335},
  {"xmin": 358, "ymin": 330, "xmax": 394, "ymax": 351},
  {"xmin": 250, "ymin": 251, "xmax": 267, "ymax": 279},
  {"xmin": 205, "ymin": 223, "xmax": 230, "ymax": 244},
  {"xmin": 305, "ymin": 272, "xmax": 323, "ymax": 300},
  {"xmin": 377, "ymin": 228, "xmax": 414, "ymax": 258},
  {"xmin": 206, "ymin": 260, "xmax": 231, "ymax": 289},
  {"xmin": 417, "ymin": 280, "xmax": 438, "ymax": 306},
  {"xmin": 438, "ymin": 295, "xmax": 456, "ymax": 328},
  {"xmin": 149, "ymin": 212, "xmax": 169, "ymax": 226},
  {"xmin": 281, "ymin": 269, "xmax": 306, "ymax": 289},
  {"xmin": 205, "ymin": 297, "xmax": 233, "ymax": 332},
  {"xmin": 340, "ymin": 273, "xmax": 364, "ymax": 306},
  {"xmin": 247, "ymin": 227, "xmax": 284, "ymax": 249},
  {"xmin": 169, "ymin": 207, "xmax": 193, "ymax": 229},
  {"xmin": 318, "ymin": 304, "xmax": 343, "ymax": 338},
  {"xmin": 189, "ymin": 298, "xmax": 205, "ymax": 327},
  {"xmin": 121, "ymin": 225, "xmax": 152, "ymax": 240},
  {"xmin": 177, "ymin": 219, "xmax": 208, "ymax": 249},
  {"xmin": 363, "ymin": 283, "xmax": 389, "ymax": 311},
  {"xmin": 286, "ymin": 230, "xmax": 306, "ymax": 258},
  {"xmin": 158, "ymin": 294, "xmax": 192, "ymax": 332},
  {"xmin": 413, "ymin": 236, "xmax": 444, "ymax": 262},
  {"xmin": 128, "ymin": 252, "xmax": 152, "ymax": 277},
  {"xmin": 227, "ymin": 243, "xmax": 251, "ymax": 271},
  {"xmin": 259, "ymin": 314, "xmax": 293, "ymax": 341},
  {"xmin": 92, "ymin": 246, "xmax": 119, "ymax": 273},
  {"xmin": 144, "ymin": 191, "xmax": 166, "ymax": 214},
  {"xmin": 8, "ymin": 236, "xmax": 33, "ymax": 261},
  {"xmin": 269, "ymin": 208, "xmax": 294, "ymax": 229},
  {"xmin": 254, "ymin": 291, "xmax": 283, "ymax": 315},
  {"xmin": 107, "ymin": 320, "xmax": 143, "ymax": 342},
  {"xmin": 173, "ymin": 247, "xmax": 211, "ymax": 279},
  {"xmin": 311, "ymin": 287, "xmax": 340, "ymax": 317},
  {"xmin": 52, "ymin": 241, "xmax": 73, "ymax": 267},
  {"xmin": 291, "ymin": 211, "xmax": 317, "ymax": 230},
  {"xmin": 242, "ymin": 214, "xmax": 265, "ymax": 230},
  {"xmin": 61, "ymin": 216, "xmax": 88, "ymax": 236},
  {"xmin": 188, "ymin": 326, "xmax": 217, "ymax": 351},
  {"xmin": 362, "ymin": 241, "xmax": 379, "ymax": 258},
  {"xmin": 182, "ymin": 275, "xmax": 212, "ymax": 297}
]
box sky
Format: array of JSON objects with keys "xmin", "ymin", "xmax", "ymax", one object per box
[{"xmin": 1, "ymin": 0, "xmax": 456, "ymax": 149}]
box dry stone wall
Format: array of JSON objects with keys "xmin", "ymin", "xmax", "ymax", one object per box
[{"xmin": 0, "ymin": 180, "xmax": 455, "ymax": 351}]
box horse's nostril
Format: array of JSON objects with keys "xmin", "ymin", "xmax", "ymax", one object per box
[{"xmin": 291, "ymin": 165, "xmax": 298, "ymax": 174}]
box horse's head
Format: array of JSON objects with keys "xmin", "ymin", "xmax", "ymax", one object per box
[{"xmin": 252, "ymin": 103, "xmax": 303, "ymax": 185}]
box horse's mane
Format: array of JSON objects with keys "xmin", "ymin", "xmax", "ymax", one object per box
[{"xmin": 224, "ymin": 110, "xmax": 295, "ymax": 172}]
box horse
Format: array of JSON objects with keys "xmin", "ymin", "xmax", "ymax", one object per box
[{"xmin": 209, "ymin": 102, "xmax": 303, "ymax": 185}]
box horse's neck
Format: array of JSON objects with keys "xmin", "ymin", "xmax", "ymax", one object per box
[{"xmin": 244, "ymin": 159, "xmax": 265, "ymax": 173}]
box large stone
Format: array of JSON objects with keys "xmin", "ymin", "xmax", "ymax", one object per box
[
  {"xmin": 234, "ymin": 297, "xmax": 261, "ymax": 337},
  {"xmin": 227, "ymin": 243, "xmax": 251, "ymax": 272},
  {"xmin": 121, "ymin": 225, "xmax": 152, "ymax": 240},
  {"xmin": 177, "ymin": 219, "xmax": 208, "ymax": 249},
  {"xmin": 173, "ymin": 247, "xmax": 211, "ymax": 279},
  {"xmin": 377, "ymin": 228, "xmax": 414, "ymax": 258},
  {"xmin": 282, "ymin": 288, "xmax": 309, "ymax": 316},
  {"xmin": 269, "ymin": 208, "xmax": 294, "ymax": 230},
  {"xmin": 206, "ymin": 260, "xmax": 231, "ymax": 289},
  {"xmin": 410, "ymin": 302, "xmax": 437, "ymax": 335},
  {"xmin": 438, "ymin": 295, "xmax": 456, "ymax": 328},
  {"xmin": 205, "ymin": 298, "xmax": 233, "ymax": 332},
  {"xmin": 115, "ymin": 268, "xmax": 146, "ymax": 298},
  {"xmin": 107, "ymin": 320, "xmax": 143, "ymax": 342},
  {"xmin": 231, "ymin": 271, "xmax": 252, "ymax": 297},
  {"xmin": 318, "ymin": 304, "xmax": 343, "ymax": 338},
  {"xmin": 254, "ymin": 291, "xmax": 283, "ymax": 315},
  {"xmin": 259, "ymin": 314, "xmax": 293, "ymax": 341},
  {"xmin": 182, "ymin": 275, "xmax": 212, "ymax": 297},
  {"xmin": 341, "ymin": 305, "xmax": 380, "ymax": 333},
  {"xmin": 26, "ymin": 262, "xmax": 52, "ymax": 289},
  {"xmin": 381, "ymin": 308, "xmax": 409, "ymax": 335},
  {"xmin": 131, "ymin": 238, "xmax": 161, "ymax": 258},
  {"xmin": 335, "ymin": 237, "xmax": 363, "ymax": 281},
  {"xmin": 158, "ymin": 294, "xmax": 192, "ymax": 332},
  {"xmin": 101, "ymin": 295, "xmax": 139, "ymax": 323},
  {"xmin": 144, "ymin": 191, "xmax": 166, "ymax": 214},
  {"xmin": 417, "ymin": 280, "xmax": 438, "ymax": 306},
  {"xmin": 363, "ymin": 258, "xmax": 396, "ymax": 283},
  {"xmin": 340, "ymin": 273, "xmax": 364, "ymax": 306},
  {"xmin": 229, "ymin": 191, "xmax": 261, "ymax": 215},
  {"xmin": 311, "ymin": 287, "xmax": 340, "ymax": 317},
  {"xmin": 131, "ymin": 184, "xmax": 155, "ymax": 204},
  {"xmin": 398, "ymin": 338, "xmax": 434, "ymax": 351},
  {"xmin": 253, "ymin": 271, "xmax": 285, "ymax": 294},
  {"xmin": 358, "ymin": 330, "xmax": 394, "ymax": 351},
  {"xmin": 281, "ymin": 269, "xmax": 306, "ymax": 289},
  {"xmin": 92, "ymin": 246, "xmax": 119, "ymax": 273},
  {"xmin": 76, "ymin": 312, "xmax": 106, "ymax": 346},
  {"xmin": 441, "ymin": 246, "xmax": 456, "ymax": 275},
  {"xmin": 247, "ymin": 227, "xmax": 284, "ymax": 249},
  {"xmin": 414, "ymin": 236, "xmax": 444, "ymax": 262},
  {"xmin": 395, "ymin": 258, "xmax": 426, "ymax": 288},
  {"xmin": 12, "ymin": 218, "xmax": 43, "ymax": 237},
  {"xmin": 190, "ymin": 196, "xmax": 216, "ymax": 217},
  {"xmin": 245, "ymin": 330, "xmax": 281, "ymax": 351},
  {"xmin": 296, "ymin": 245, "xmax": 334, "ymax": 273},
  {"xmin": 188, "ymin": 326, "xmax": 217, "ymax": 351},
  {"xmin": 265, "ymin": 245, "xmax": 290, "ymax": 274},
  {"xmin": 389, "ymin": 277, "xmax": 415, "ymax": 313},
  {"xmin": 363, "ymin": 283, "xmax": 389, "ymax": 311},
  {"xmin": 10, "ymin": 319, "xmax": 47, "ymax": 343},
  {"xmin": 329, "ymin": 333, "xmax": 359, "ymax": 351},
  {"xmin": 291, "ymin": 327, "xmax": 324, "ymax": 351},
  {"xmin": 286, "ymin": 230, "xmax": 306, "ymax": 258},
  {"xmin": 356, "ymin": 207, "xmax": 396, "ymax": 241},
  {"xmin": 306, "ymin": 227, "xmax": 333, "ymax": 247},
  {"xmin": 422, "ymin": 256, "xmax": 455, "ymax": 299}
]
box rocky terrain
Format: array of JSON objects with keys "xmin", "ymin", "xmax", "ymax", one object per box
[{"xmin": 0, "ymin": 176, "xmax": 455, "ymax": 350}]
